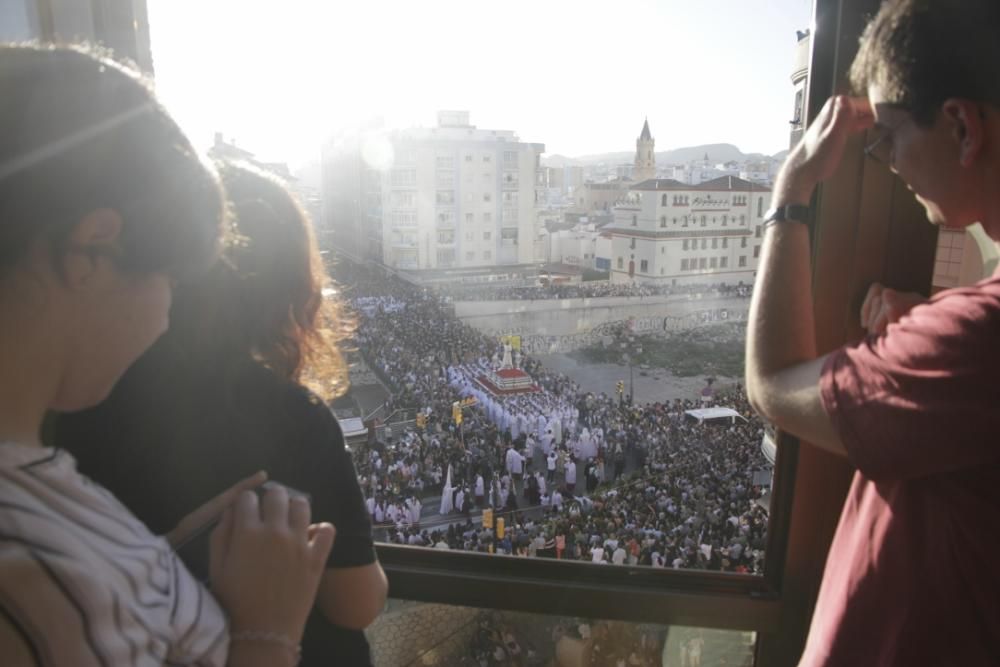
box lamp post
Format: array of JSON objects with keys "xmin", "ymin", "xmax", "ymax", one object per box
[{"xmin": 619, "ymin": 333, "xmax": 643, "ymax": 406}]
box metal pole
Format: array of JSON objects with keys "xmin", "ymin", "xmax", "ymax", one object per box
[{"xmin": 629, "ymin": 362, "xmax": 634, "ymax": 404}]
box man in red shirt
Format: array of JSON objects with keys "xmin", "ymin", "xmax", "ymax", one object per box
[{"xmin": 745, "ymin": 1, "xmax": 1000, "ymax": 664}]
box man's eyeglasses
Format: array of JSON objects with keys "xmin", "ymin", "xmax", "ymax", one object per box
[{"xmin": 864, "ymin": 116, "xmax": 911, "ymax": 165}]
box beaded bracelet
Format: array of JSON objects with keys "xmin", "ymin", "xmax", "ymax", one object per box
[{"xmin": 230, "ymin": 630, "xmax": 302, "ymax": 666}]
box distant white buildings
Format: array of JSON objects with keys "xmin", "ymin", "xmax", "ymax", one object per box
[
  {"xmin": 320, "ymin": 111, "xmax": 544, "ymax": 272},
  {"xmin": 607, "ymin": 175, "xmax": 772, "ymax": 286},
  {"xmin": 544, "ymin": 223, "xmax": 612, "ymax": 271}
]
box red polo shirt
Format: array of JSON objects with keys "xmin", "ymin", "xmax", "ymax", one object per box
[{"xmin": 804, "ymin": 271, "xmax": 1000, "ymax": 666}]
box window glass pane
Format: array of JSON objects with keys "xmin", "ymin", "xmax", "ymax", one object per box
[
  {"xmin": 366, "ymin": 599, "xmax": 757, "ymax": 666},
  {"xmin": 144, "ymin": 0, "xmax": 812, "ymax": 579},
  {"xmin": 930, "ymin": 226, "xmax": 998, "ymax": 293},
  {"xmin": 0, "ymin": 0, "xmax": 37, "ymax": 41}
]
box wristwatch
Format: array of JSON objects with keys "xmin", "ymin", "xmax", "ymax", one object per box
[{"xmin": 762, "ymin": 204, "xmax": 811, "ymax": 228}]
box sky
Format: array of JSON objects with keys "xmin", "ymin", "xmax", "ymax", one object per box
[{"xmin": 148, "ymin": 0, "xmax": 813, "ymax": 168}]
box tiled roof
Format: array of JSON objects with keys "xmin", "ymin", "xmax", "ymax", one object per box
[
  {"xmin": 631, "ymin": 179, "xmax": 691, "ymax": 191},
  {"xmin": 630, "ymin": 176, "xmax": 770, "ymax": 192},
  {"xmin": 694, "ymin": 175, "xmax": 771, "ymax": 192}
]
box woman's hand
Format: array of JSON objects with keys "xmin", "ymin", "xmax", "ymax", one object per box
[
  {"xmin": 165, "ymin": 471, "xmax": 267, "ymax": 549},
  {"xmin": 209, "ymin": 486, "xmax": 335, "ymax": 643}
]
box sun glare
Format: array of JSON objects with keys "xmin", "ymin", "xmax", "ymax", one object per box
[{"xmin": 148, "ymin": 0, "xmax": 812, "ymax": 166}]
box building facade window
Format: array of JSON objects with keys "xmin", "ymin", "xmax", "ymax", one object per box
[
  {"xmin": 661, "ymin": 194, "xmax": 668, "ymax": 206},
  {"xmin": 701, "ymin": 239, "xmax": 707, "ymax": 250},
  {"xmin": 483, "ymin": 231, "xmax": 492, "ymax": 240},
  {"xmin": 640, "ymin": 259, "xmax": 648, "ymax": 272},
  {"xmin": 755, "ymin": 225, "xmax": 762, "ymax": 238},
  {"xmin": 390, "ymin": 169, "xmax": 416, "ymax": 186},
  {"xmin": 683, "ymin": 240, "xmax": 688, "ymax": 250},
  {"xmin": 681, "ymin": 258, "xmax": 689, "ymax": 271},
  {"xmin": 631, "ymin": 214, "xmax": 637, "ymax": 226},
  {"xmin": 722, "ymin": 238, "xmax": 728, "ymax": 249},
  {"xmin": 754, "ymin": 245, "xmax": 761, "ymax": 258},
  {"xmin": 617, "ymin": 257, "xmax": 623, "ymax": 269},
  {"xmin": 630, "ymin": 238, "xmax": 636, "ymax": 249},
  {"xmin": 712, "ymin": 238, "xmax": 718, "ymax": 249},
  {"xmin": 660, "ymin": 216, "xmax": 667, "ymax": 228},
  {"xmin": 741, "ymin": 238, "xmax": 748, "ymax": 248},
  {"xmin": 699, "ymin": 257, "xmax": 707, "ymax": 269},
  {"xmin": 710, "ymin": 257, "xmax": 718, "ymax": 269},
  {"xmin": 739, "ymin": 255, "xmax": 747, "ymax": 267},
  {"xmin": 720, "ymin": 256, "xmax": 728, "ymax": 268},
  {"xmin": 757, "ymin": 197, "xmax": 764, "ymax": 218}
]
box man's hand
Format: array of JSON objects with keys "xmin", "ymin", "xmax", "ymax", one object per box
[
  {"xmin": 776, "ymin": 95, "xmax": 875, "ymax": 203},
  {"xmin": 860, "ymin": 283, "xmax": 927, "ymax": 334}
]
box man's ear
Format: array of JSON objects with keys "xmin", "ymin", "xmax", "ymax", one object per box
[
  {"xmin": 62, "ymin": 208, "xmax": 124, "ymax": 289},
  {"xmin": 942, "ymin": 98, "xmax": 985, "ymax": 168}
]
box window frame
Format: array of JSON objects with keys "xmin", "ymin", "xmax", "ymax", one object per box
[{"xmin": 363, "ymin": 2, "xmax": 936, "ymax": 661}]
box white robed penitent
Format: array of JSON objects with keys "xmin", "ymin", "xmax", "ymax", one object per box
[{"xmin": 439, "ymin": 464, "xmax": 454, "ymax": 514}]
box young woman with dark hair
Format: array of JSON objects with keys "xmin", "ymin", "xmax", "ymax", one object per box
[{"xmin": 58, "ymin": 161, "xmax": 388, "ymax": 666}]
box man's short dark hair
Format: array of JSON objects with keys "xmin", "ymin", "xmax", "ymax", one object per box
[{"xmin": 849, "ymin": 0, "xmax": 1000, "ymax": 125}]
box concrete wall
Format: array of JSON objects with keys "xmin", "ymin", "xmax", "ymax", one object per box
[{"xmin": 453, "ymin": 294, "xmax": 749, "ymax": 337}]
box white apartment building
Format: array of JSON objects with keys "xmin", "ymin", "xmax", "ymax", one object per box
[
  {"xmin": 608, "ymin": 176, "xmax": 772, "ymax": 286},
  {"xmin": 546, "ymin": 225, "xmax": 602, "ymax": 269},
  {"xmin": 321, "ymin": 111, "xmax": 544, "ymax": 272}
]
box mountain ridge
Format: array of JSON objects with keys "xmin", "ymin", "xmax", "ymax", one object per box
[{"xmin": 544, "ymin": 143, "xmax": 788, "ymax": 168}]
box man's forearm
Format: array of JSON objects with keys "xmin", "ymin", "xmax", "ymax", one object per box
[{"xmin": 745, "ymin": 180, "xmax": 818, "ymax": 416}]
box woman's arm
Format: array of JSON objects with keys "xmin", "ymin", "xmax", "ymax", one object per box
[{"xmin": 316, "ymin": 562, "xmax": 388, "ymax": 630}]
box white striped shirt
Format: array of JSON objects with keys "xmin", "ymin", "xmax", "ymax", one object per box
[{"xmin": 0, "ymin": 443, "xmax": 227, "ymax": 666}]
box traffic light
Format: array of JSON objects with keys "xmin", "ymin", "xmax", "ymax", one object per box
[
  {"xmin": 482, "ymin": 508, "xmax": 493, "ymax": 528},
  {"xmin": 415, "ymin": 413, "xmax": 426, "ymax": 429},
  {"xmin": 452, "ymin": 401, "xmax": 462, "ymax": 425},
  {"xmin": 496, "ymin": 517, "xmax": 505, "ymax": 538},
  {"xmin": 616, "ymin": 380, "xmax": 624, "ymax": 394}
]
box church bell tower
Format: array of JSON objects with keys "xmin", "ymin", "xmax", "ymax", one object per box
[{"xmin": 634, "ymin": 118, "xmax": 656, "ymax": 182}]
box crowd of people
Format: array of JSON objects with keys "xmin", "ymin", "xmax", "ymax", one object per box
[
  {"xmin": 464, "ymin": 612, "xmax": 666, "ymax": 667},
  {"xmin": 335, "ymin": 263, "xmax": 770, "ymax": 574},
  {"xmin": 442, "ymin": 280, "xmax": 752, "ymax": 302}
]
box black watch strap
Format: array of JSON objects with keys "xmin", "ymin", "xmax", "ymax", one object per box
[{"xmin": 763, "ymin": 204, "xmax": 811, "ymax": 228}]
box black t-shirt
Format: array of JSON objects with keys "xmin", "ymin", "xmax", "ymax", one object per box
[{"xmin": 56, "ymin": 346, "xmax": 376, "ymax": 666}]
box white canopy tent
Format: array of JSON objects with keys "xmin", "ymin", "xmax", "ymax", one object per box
[
  {"xmin": 684, "ymin": 407, "xmax": 747, "ymax": 425},
  {"xmin": 337, "ymin": 417, "xmax": 366, "ymax": 438}
]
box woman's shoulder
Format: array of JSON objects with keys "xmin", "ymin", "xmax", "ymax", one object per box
[{"xmin": 233, "ymin": 363, "xmax": 342, "ymax": 435}]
